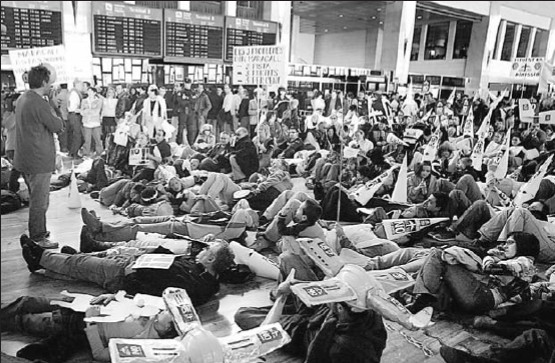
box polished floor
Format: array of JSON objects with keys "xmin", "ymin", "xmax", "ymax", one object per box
[{"xmin": 1, "ymin": 175, "xmax": 509, "ymax": 362}]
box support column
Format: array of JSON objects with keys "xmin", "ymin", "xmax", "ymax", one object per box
[
  {"xmin": 446, "ymin": 20, "xmax": 457, "ymax": 60},
  {"xmin": 267, "ymin": 1, "xmax": 292, "ymax": 69},
  {"xmin": 511, "ymin": 24, "xmax": 522, "ymax": 60},
  {"xmin": 63, "ymin": 1, "xmax": 94, "ymax": 87},
  {"xmin": 494, "ymin": 20, "xmax": 506, "ymax": 60},
  {"xmin": 418, "ymin": 24, "xmax": 428, "ymax": 61},
  {"xmin": 290, "ymin": 14, "xmax": 300, "ymax": 63},
  {"xmin": 465, "ymin": 2, "xmax": 502, "ymax": 95},
  {"xmin": 380, "ymin": 1, "xmax": 417, "ymax": 84},
  {"xmin": 526, "ymin": 27, "xmax": 537, "ymax": 58}
]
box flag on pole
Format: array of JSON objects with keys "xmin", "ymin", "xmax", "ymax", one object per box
[
  {"xmin": 391, "ymin": 154, "xmax": 408, "ymax": 204},
  {"xmin": 514, "ymin": 154, "xmax": 553, "ymax": 206},
  {"xmin": 471, "ymin": 136, "xmax": 485, "ymax": 171},
  {"xmin": 421, "ymin": 128, "xmax": 442, "ymax": 163},
  {"xmin": 476, "ymin": 110, "xmax": 491, "ymax": 139},
  {"xmin": 446, "ymin": 88, "xmax": 456, "ymax": 105},
  {"xmin": 518, "ymin": 99, "xmax": 535, "ymax": 123},
  {"xmin": 493, "ymin": 128, "xmax": 511, "ymax": 180},
  {"xmin": 463, "ymin": 110, "xmax": 474, "ymax": 138}
]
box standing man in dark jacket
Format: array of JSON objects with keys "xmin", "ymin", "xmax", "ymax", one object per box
[
  {"xmin": 229, "ymin": 127, "xmax": 259, "ymax": 181},
  {"xmin": 14, "ymin": 65, "xmax": 64, "ymax": 249},
  {"xmin": 208, "ymin": 86, "xmax": 224, "ymax": 138},
  {"xmin": 174, "ymin": 79, "xmax": 195, "ymax": 146},
  {"xmin": 194, "ymin": 84, "xmax": 212, "ymax": 131},
  {"xmin": 114, "ymin": 84, "xmax": 132, "ymax": 121}
]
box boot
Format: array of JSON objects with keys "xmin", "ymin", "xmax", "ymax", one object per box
[
  {"xmin": 80, "ymin": 226, "xmax": 119, "ymax": 253},
  {"xmin": 406, "ymin": 293, "xmax": 437, "ymax": 314},
  {"xmin": 80, "ymin": 208, "xmax": 103, "ymax": 234}
]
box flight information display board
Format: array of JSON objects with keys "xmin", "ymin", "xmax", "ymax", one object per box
[
  {"xmin": 92, "ymin": 2, "xmax": 162, "ymax": 57},
  {"xmin": 165, "ymin": 9, "xmax": 224, "ymax": 63},
  {"xmin": 225, "ymin": 17, "xmax": 278, "ymax": 61},
  {"xmin": 1, "ymin": 1, "xmax": 63, "ymax": 55}
]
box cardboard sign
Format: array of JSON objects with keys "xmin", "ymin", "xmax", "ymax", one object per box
[
  {"xmin": 382, "ymin": 218, "xmax": 449, "ymax": 240},
  {"xmin": 291, "ymin": 278, "xmax": 357, "ymax": 306},
  {"xmin": 131, "ymin": 254, "xmax": 176, "ymax": 269},
  {"xmin": 128, "ymin": 147, "xmax": 150, "ymax": 166},
  {"xmin": 518, "ymin": 99, "xmax": 535, "ymax": 123},
  {"xmin": 109, "ymin": 339, "xmax": 187, "ymax": 362},
  {"xmin": 9, "ymin": 45, "xmax": 71, "ymax": 91},
  {"xmin": 351, "ymin": 165, "xmax": 400, "ymax": 206},
  {"xmin": 297, "ymin": 238, "xmax": 345, "ymax": 277},
  {"xmin": 233, "ymin": 45, "xmax": 287, "ymax": 87},
  {"xmin": 539, "ymin": 110, "xmax": 555, "ymax": 125},
  {"xmin": 510, "ymin": 57, "xmax": 544, "ymax": 80}
]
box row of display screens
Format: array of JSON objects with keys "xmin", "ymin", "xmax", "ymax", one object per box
[{"xmin": 1, "ymin": 1, "xmax": 278, "ymax": 63}]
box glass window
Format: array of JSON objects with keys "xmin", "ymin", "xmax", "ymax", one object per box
[
  {"xmin": 237, "ymin": 1, "xmax": 254, "ymax": 7},
  {"xmin": 532, "ymin": 29, "xmax": 548, "ymax": 57},
  {"xmin": 453, "ymin": 21, "xmax": 472, "ymax": 59},
  {"xmin": 500, "ymin": 22, "xmax": 516, "ymax": 61},
  {"xmin": 516, "ymin": 26, "xmax": 531, "ymax": 58},
  {"xmin": 411, "ymin": 26, "xmax": 422, "ymax": 61},
  {"xmin": 425, "ymin": 22, "xmax": 449, "ymax": 60}
]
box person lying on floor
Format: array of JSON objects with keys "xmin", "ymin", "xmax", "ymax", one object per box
[
  {"xmin": 406, "ymin": 232, "xmax": 543, "ymax": 315},
  {"xmin": 253, "ymin": 194, "xmax": 325, "ymax": 251},
  {"xmin": 81, "ymin": 202, "xmax": 258, "ymax": 243},
  {"xmin": 196, "ymin": 158, "xmax": 293, "ymax": 213},
  {"xmin": 19, "ymin": 233, "xmax": 234, "ymax": 306},
  {"xmin": 431, "ymin": 201, "xmax": 555, "ymax": 263},
  {"xmin": 234, "ymin": 266, "xmax": 387, "ymax": 363},
  {"xmin": 1, "ymin": 292, "xmax": 177, "ymax": 362}
]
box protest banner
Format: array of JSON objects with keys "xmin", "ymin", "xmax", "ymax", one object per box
[
  {"xmin": 510, "ymin": 57, "xmax": 544, "ymax": 80},
  {"xmin": 233, "ymin": 45, "xmax": 287, "ymax": 87},
  {"xmin": 351, "ymin": 165, "xmax": 401, "ymax": 206},
  {"xmin": 514, "ymin": 154, "xmax": 553, "ymax": 206},
  {"xmin": 9, "ymin": 45, "xmax": 71, "ymax": 91},
  {"xmin": 382, "ymin": 218, "xmax": 449, "ymax": 240},
  {"xmin": 493, "ymin": 128, "xmax": 512, "ymax": 180},
  {"xmin": 421, "ymin": 128, "xmax": 441, "ymax": 163},
  {"xmin": 391, "ymin": 154, "xmax": 408, "ymax": 204}
]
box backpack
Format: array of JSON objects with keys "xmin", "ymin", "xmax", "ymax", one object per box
[{"xmin": 1, "ymin": 190, "xmax": 22, "ymax": 214}]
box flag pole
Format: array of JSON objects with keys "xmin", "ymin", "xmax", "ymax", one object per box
[{"xmin": 336, "ymin": 92, "xmax": 347, "ymax": 223}]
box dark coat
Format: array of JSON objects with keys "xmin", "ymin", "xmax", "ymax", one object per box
[{"xmin": 232, "ymin": 136, "xmax": 259, "ymax": 177}]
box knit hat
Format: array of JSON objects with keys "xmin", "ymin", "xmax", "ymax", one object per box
[{"xmin": 141, "ymin": 186, "xmax": 158, "ymax": 204}]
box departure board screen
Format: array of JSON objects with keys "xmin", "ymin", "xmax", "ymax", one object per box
[
  {"xmin": 225, "ymin": 17, "xmax": 277, "ymax": 61},
  {"xmin": 1, "ymin": 1, "xmax": 63, "ymax": 55},
  {"xmin": 165, "ymin": 9, "xmax": 224, "ymax": 63},
  {"xmin": 92, "ymin": 2, "xmax": 162, "ymax": 57}
]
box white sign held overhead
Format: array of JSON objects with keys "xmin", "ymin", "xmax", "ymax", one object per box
[
  {"xmin": 510, "ymin": 57, "xmax": 544, "ymax": 80},
  {"xmin": 9, "ymin": 45, "xmax": 71, "ymax": 91},
  {"xmin": 539, "ymin": 110, "xmax": 555, "ymax": 125},
  {"xmin": 233, "ymin": 45, "xmax": 287, "ymax": 87}
]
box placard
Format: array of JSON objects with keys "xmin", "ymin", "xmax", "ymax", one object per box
[
  {"xmin": 539, "ymin": 110, "xmax": 555, "ymax": 125},
  {"xmin": 232, "ymin": 45, "xmax": 286, "ymax": 86},
  {"xmin": 131, "ymin": 254, "xmax": 176, "ymax": 270},
  {"xmin": 165, "ymin": 9, "xmax": 224, "ymax": 63},
  {"xmin": 382, "ymin": 218, "xmax": 449, "ymax": 240},
  {"xmin": 225, "ymin": 17, "xmax": 278, "ymax": 61},
  {"xmin": 92, "ymin": 2, "xmax": 163, "ymax": 57},
  {"xmin": 128, "ymin": 147, "xmax": 150, "ymax": 166},
  {"xmin": 1, "ymin": 1, "xmax": 63, "ymax": 55},
  {"xmin": 9, "ymin": 45, "xmax": 70, "ymax": 91},
  {"xmin": 510, "ymin": 57, "xmax": 544, "ymax": 80}
]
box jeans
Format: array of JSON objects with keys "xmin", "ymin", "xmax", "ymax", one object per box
[
  {"xmin": 229, "ymin": 155, "xmax": 246, "ymax": 180},
  {"xmin": 451, "ymin": 200, "xmax": 493, "ymax": 239},
  {"xmin": 82, "ymin": 126, "xmax": 103, "ymax": 157},
  {"xmin": 483, "ymin": 207, "xmax": 555, "ymax": 263},
  {"xmin": 178, "ymin": 111, "xmax": 195, "ymax": 146},
  {"xmin": 247, "ymin": 186, "xmax": 281, "ymax": 213},
  {"xmin": 23, "ymin": 172, "xmax": 52, "ymax": 240},
  {"xmin": 364, "ymin": 248, "xmax": 431, "ymax": 273},
  {"xmin": 413, "ymin": 248, "xmax": 495, "ymax": 313},
  {"xmin": 67, "ymin": 113, "xmax": 83, "ymax": 157},
  {"xmin": 6, "ymin": 150, "xmax": 21, "ymax": 193},
  {"xmin": 58, "ymin": 118, "xmax": 69, "ymax": 152},
  {"xmin": 198, "ymin": 172, "xmax": 240, "ymax": 205},
  {"xmin": 40, "ymin": 250, "xmax": 132, "ymax": 291},
  {"xmin": 263, "ymin": 191, "xmax": 314, "ymax": 220}
]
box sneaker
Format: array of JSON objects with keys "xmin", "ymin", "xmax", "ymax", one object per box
[
  {"xmin": 60, "ymin": 246, "xmax": 78, "ymax": 255},
  {"xmin": 430, "ymin": 228, "xmax": 457, "ymax": 242},
  {"xmin": 32, "ymin": 237, "xmax": 59, "ymax": 249}
]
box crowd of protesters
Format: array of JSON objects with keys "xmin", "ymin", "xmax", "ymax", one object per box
[{"xmin": 1, "ymin": 65, "xmax": 554, "ymax": 363}]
